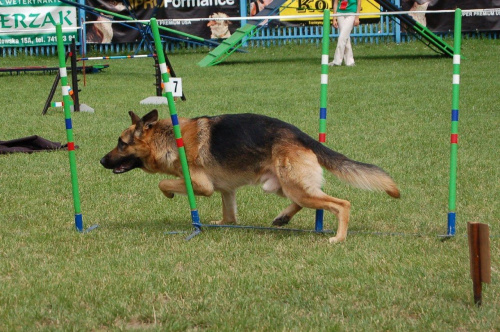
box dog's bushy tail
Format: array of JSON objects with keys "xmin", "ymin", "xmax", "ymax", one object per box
[{"xmin": 314, "ymin": 144, "xmax": 400, "ymax": 198}]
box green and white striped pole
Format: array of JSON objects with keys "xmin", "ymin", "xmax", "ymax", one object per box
[
  {"xmin": 56, "ymin": 24, "xmax": 82, "ymax": 232},
  {"xmin": 315, "ymin": 9, "xmax": 331, "ymax": 232},
  {"xmin": 447, "ymin": 8, "xmax": 462, "ymax": 236},
  {"xmin": 150, "ymin": 18, "xmax": 201, "ymax": 233}
]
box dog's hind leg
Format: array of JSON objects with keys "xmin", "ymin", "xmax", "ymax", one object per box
[
  {"xmin": 274, "ymin": 149, "xmax": 350, "ymax": 243},
  {"xmin": 324, "ymin": 197, "xmax": 350, "ymax": 244},
  {"xmin": 272, "ymin": 203, "xmax": 302, "ymax": 226},
  {"xmin": 212, "ymin": 190, "xmax": 237, "ymax": 225},
  {"xmin": 285, "ymin": 190, "xmax": 351, "ymax": 243}
]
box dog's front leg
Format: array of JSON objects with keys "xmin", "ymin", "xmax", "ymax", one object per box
[
  {"xmin": 211, "ymin": 190, "xmax": 237, "ymax": 225},
  {"xmin": 158, "ymin": 172, "xmax": 214, "ymax": 198},
  {"xmin": 158, "ymin": 179, "xmax": 181, "ymax": 198}
]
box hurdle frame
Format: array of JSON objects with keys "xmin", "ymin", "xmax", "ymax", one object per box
[
  {"xmin": 43, "ymin": 38, "xmax": 97, "ymax": 115},
  {"xmin": 75, "ymin": 52, "xmax": 187, "ymax": 102}
]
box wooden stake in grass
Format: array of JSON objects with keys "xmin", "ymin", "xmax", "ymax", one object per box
[{"xmin": 467, "ymin": 222, "xmax": 491, "ymax": 306}]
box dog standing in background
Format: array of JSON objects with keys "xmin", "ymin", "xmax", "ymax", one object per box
[
  {"xmin": 207, "ymin": 12, "xmax": 232, "ymax": 39},
  {"xmin": 101, "ymin": 110, "xmax": 400, "ymax": 243}
]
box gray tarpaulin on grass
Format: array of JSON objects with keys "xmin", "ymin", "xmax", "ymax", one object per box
[{"xmin": 0, "ymin": 135, "xmax": 74, "ymax": 154}]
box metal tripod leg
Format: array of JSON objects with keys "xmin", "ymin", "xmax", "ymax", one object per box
[{"xmin": 185, "ymin": 226, "xmax": 202, "ymax": 241}]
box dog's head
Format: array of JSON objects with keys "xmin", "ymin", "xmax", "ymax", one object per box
[{"xmin": 100, "ymin": 110, "xmax": 159, "ymax": 174}]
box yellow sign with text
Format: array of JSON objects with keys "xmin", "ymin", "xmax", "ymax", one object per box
[{"xmin": 279, "ymin": 0, "xmax": 380, "ymax": 23}]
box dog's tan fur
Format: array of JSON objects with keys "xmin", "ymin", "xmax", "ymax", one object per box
[{"xmin": 101, "ymin": 110, "xmax": 400, "ymax": 243}]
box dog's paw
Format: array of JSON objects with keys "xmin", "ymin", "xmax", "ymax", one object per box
[
  {"xmin": 328, "ymin": 236, "xmax": 346, "ymax": 244},
  {"xmin": 161, "ymin": 191, "xmax": 175, "ymax": 199},
  {"xmin": 272, "ymin": 215, "xmax": 291, "ymax": 226}
]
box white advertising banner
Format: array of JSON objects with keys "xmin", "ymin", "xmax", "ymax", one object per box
[{"xmin": 0, "ymin": 0, "xmax": 77, "ymax": 46}]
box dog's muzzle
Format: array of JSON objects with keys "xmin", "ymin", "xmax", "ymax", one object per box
[{"xmin": 100, "ymin": 153, "xmax": 143, "ymax": 174}]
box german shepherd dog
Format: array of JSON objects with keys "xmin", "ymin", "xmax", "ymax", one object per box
[{"xmin": 101, "ymin": 110, "xmax": 400, "ymax": 243}]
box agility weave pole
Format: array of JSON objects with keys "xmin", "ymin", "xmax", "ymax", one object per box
[
  {"xmin": 55, "ymin": 24, "xmax": 83, "ymax": 232},
  {"xmin": 315, "ymin": 9, "xmax": 331, "ymax": 233},
  {"xmin": 446, "ymin": 9, "xmax": 462, "ymax": 237},
  {"xmin": 149, "ymin": 18, "xmax": 201, "ymax": 238}
]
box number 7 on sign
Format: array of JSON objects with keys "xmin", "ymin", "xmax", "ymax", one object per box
[{"xmin": 167, "ymin": 77, "xmax": 182, "ymax": 97}]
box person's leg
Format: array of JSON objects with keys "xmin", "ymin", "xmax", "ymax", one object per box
[
  {"xmin": 331, "ymin": 15, "xmax": 350, "ymax": 65},
  {"xmin": 342, "ymin": 15, "xmax": 356, "ymax": 66}
]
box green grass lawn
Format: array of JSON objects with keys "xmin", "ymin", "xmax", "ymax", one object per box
[{"xmin": 0, "ymin": 38, "xmax": 498, "ymax": 331}]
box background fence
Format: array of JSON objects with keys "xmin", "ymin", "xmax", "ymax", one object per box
[{"xmin": 1, "ymin": 3, "xmax": 498, "ymax": 57}]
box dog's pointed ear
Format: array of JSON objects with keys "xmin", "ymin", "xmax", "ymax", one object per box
[
  {"xmin": 141, "ymin": 110, "xmax": 159, "ymax": 131},
  {"xmin": 129, "ymin": 111, "xmax": 141, "ymax": 125},
  {"xmin": 141, "ymin": 110, "xmax": 159, "ymax": 127},
  {"xmin": 134, "ymin": 110, "xmax": 158, "ymax": 138}
]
